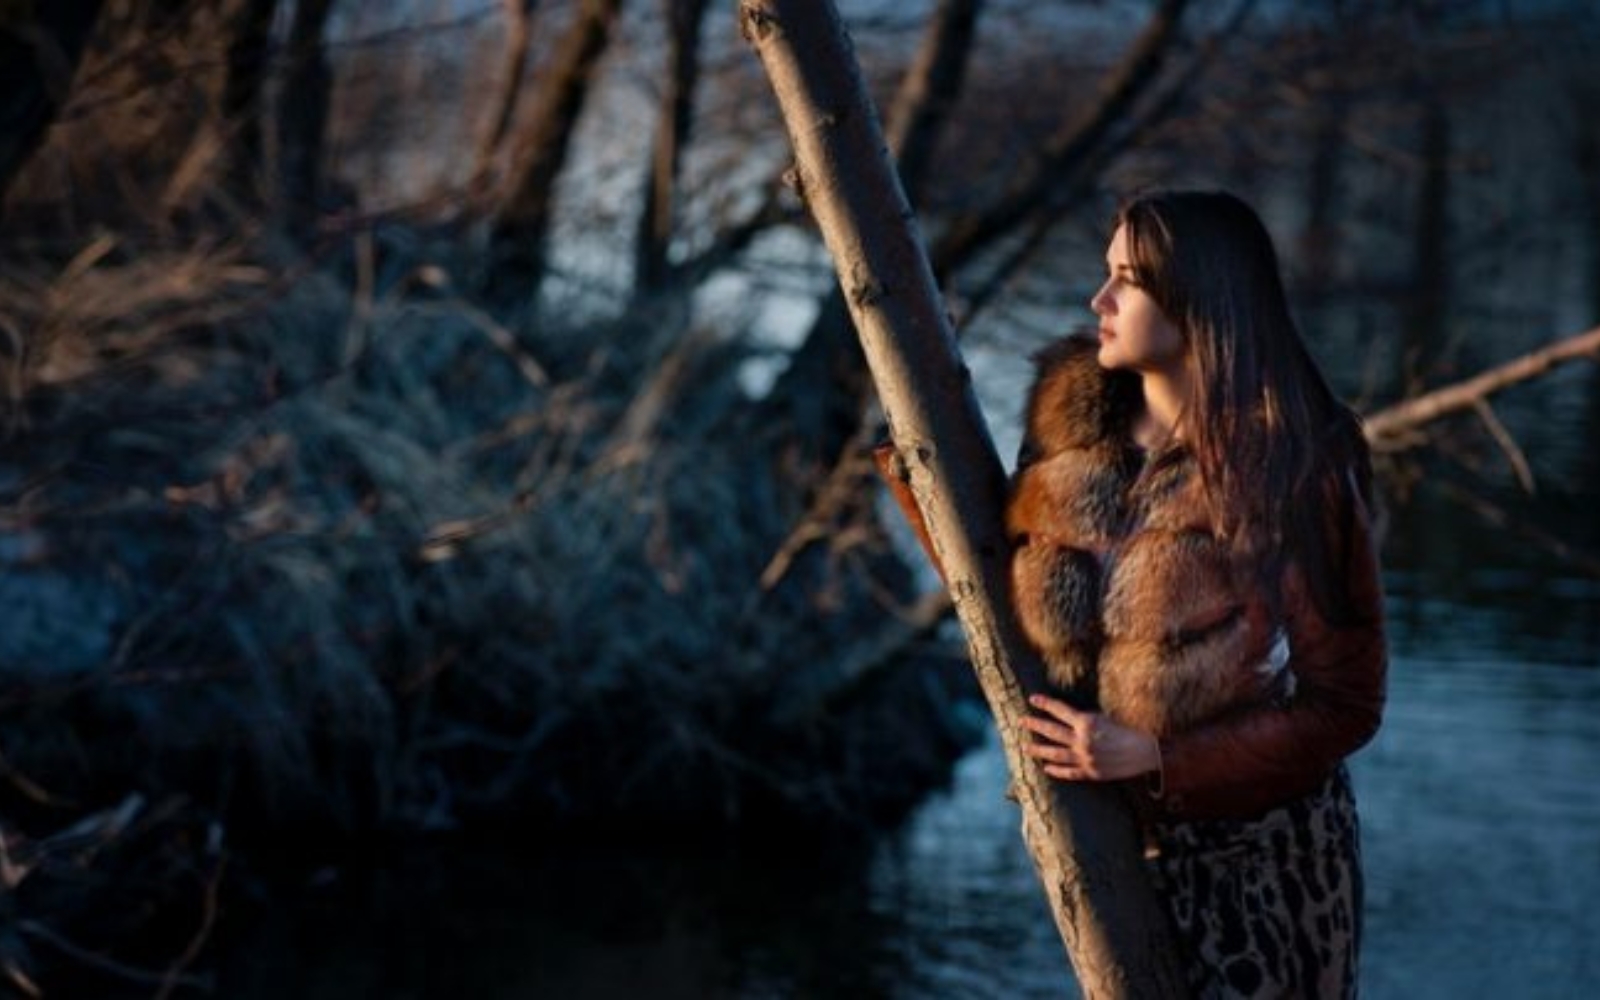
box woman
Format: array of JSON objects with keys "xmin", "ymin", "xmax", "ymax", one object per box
[{"xmin": 1014, "ymin": 190, "xmax": 1387, "ymax": 997}]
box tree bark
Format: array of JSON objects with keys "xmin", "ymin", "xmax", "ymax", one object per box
[
  {"xmin": 1298, "ymin": 87, "xmax": 1346, "ymax": 299},
  {"xmin": 758, "ymin": 0, "xmax": 986, "ymax": 487},
  {"xmin": 739, "ymin": 3, "xmax": 1187, "ymax": 996},
  {"xmin": 488, "ymin": 0, "xmax": 625, "ymax": 303},
  {"xmin": 277, "ymin": 0, "xmax": 335, "ymax": 238},
  {"xmin": 632, "ymin": 0, "xmax": 712, "ymax": 297},
  {"xmin": 218, "ymin": 0, "xmax": 278, "ymax": 200},
  {"xmin": 470, "ymin": 0, "xmax": 542, "ymax": 200},
  {"xmin": 0, "ymin": 0, "xmax": 108, "ymax": 217}
]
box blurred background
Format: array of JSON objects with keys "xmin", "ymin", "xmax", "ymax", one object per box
[{"xmin": 1, "ymin": 0, "xmax": 1596, "ymax": 996}]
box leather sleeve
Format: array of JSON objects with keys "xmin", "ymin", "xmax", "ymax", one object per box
[
  {"xmin": 1153, "ymin": 485, "xmax": 1388, "ymax": 821},
  {"xmin": 872, "ymin": 442, "xmax": 946, "ymax": 583}
]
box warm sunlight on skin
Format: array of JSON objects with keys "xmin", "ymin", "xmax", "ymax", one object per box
[
  {"xmin": 1021, "ymin": 694, "xmax": 1162, "ymax": 783},
  {"xmin": 1089, "ymin": 224, "xmax": 1191, "ymax": 451}
]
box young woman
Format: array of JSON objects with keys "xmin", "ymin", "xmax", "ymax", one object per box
[{"xmin": 1013, "ymin": 190, "xmax": 1387, "ymax": 997}]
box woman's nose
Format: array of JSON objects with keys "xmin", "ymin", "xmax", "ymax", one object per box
[{"xmin": 1090, "ymin": 280, "xmax": 1113, "ymax": 316}]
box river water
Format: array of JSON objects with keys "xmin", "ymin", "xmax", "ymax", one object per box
[{"xmin": 214, "ymin": 489, "xmax": 1600, "ymax": 999}]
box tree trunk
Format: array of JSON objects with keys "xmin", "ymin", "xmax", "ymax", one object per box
[
  {"xmin": 633, "ymin": 0, "xmax": 712, "ymax": 298},
  {"xmin": 487, "ymin": 0, "xmax": 626, "ymax": 304},
  {"xmin": 739, "ymin": 3, "xmax": 1187, "ymax": 996},
  {"xmin": 762, "ymin": 0, "xmax": 1185, "ymax": 499},
  {"xmin": 758, "ymin": 0, "xmax": 986, "ymax": 489},
  {"xmin": 1298, "ymin": 88, "xmax": 1346, "ymax": 300},
  {"xmin": 0, "ymin": 0, "xmax": 107, "ymax": 217},
  {"xmin": 219, "ymin": 0, "xmax": 279, "ymax": 200},
  {"xmin": 277, "ymin": 0, "xmax": 335, "ymax": 239},
  {"xmin": 470, "ymin": 0, "xmax": 542, "ymax": 200}
]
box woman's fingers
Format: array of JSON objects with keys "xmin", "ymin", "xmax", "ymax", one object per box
[
  {"xmin": 1022, "ymin": 695, "xmax": 1157, "ymax": 782},
  {"xmin": 1021, "ymin": 701, "xmax": 1101, "ymax": 778},
  {"xmin": 1020, "ymin": 711, "xmax": 1077, "ymax": 747},
  {"xmin": 1027, "ymin": 693, "xmax": 1086, "ymax": 725},
  {"xmin": 1023, "ymin": 734, "xmax": 1074, "ymax": 763}
]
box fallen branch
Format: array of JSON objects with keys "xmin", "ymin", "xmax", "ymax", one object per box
[{"xmin": 1362, "ymin": 324, "xmax": 1600, "ymax": 446}]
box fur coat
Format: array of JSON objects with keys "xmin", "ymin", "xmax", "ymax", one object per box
[
  {"xmin": 1007, "ymin": 335, "xmax": 1287, "ymax": 738},
  {"xmin": 876, "ymin": 333, "xmax": 1387, "ymax": 820}
]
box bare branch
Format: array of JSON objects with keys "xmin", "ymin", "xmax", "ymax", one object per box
[
  {"xmin": 1363, "ymin": 324, "xmax": 1600, "ymax": 445},
  {"xmin": 930, "ymin": 0, "xmax": 1190, "ymax": 278},
  {"xmin": 488, "ymin": 0, "xmax": 625, "ymax": 298},
  {"xmin": 469, "ymin": 0, "xmax": 543, "ymax": 200},
  {"xmin": 1470, "ymin": 398, "xmax": 1535, "ymax": 494},
  {"xmin": 634, "ymin": 0, "xmax": 713, "ymax": 296},
  {"xmin": 883, "ymin": 0, "xmax": 984, "ymax": 202}
]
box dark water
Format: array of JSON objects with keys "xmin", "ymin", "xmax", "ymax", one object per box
[{"xmin": 210, "ymin": 499, "xmax": 1600, "ymax": 999}]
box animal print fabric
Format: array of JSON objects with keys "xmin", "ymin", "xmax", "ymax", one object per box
[{"xmin": 1145, "ymin": 766, "xmax": 1363, "ymax": 998}]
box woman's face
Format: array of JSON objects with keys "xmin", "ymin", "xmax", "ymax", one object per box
[{"xmin": 1089, "ymin": 224, "xmax": 1186, "ymax": 378}]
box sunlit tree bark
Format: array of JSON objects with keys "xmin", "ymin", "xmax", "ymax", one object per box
[
  {"xmin": 740, "ymin": 2, "xmax": 1187, "ymax": 995},
  {"xmin": 757, "ymin": 0, "xmax": 986, "ymax": 494},
  {"xmin": 0, "ymin": 0, "xmax": 107, "ymax": 216}
]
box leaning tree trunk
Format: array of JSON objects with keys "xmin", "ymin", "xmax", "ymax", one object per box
[
  {"xmin": 756, "ymin": 0, "xmax": 985, "ymax": 493},
  {"xmin": 739, "ymin": 2, "xmax": 1186, "ymax": 996},
  {"xmin": 762, "ymin": 0, "xmax": 1186, "ymax": 502}
]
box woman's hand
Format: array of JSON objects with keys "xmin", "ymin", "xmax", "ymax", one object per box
[{"xmin": 1021, "ymin": 693, "xmax": 1161, "ymax": 783}]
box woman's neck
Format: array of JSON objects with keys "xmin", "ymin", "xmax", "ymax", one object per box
[{"xmin": 1136, "ymin": 370, "xmax": 1190, "ymax": 451}]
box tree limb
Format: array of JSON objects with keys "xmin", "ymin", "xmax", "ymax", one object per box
[
  {"xmin": 1362, "ymin": 324, "xmax": 1600, "ymax": 445},
  {"xmin": 469, "ymin": 0, "xmax": 542, "ymax": 200},
  {"xmin": 634, "ymin": 0, "xmax": 713, "ymax": 297},
  {"xmin": 488, "ymin": 0, "xmax": 625, "ymax": 300},
  {"xmin": 929, "ymin": 0, "xmax": 1189, "ymax": 279}
]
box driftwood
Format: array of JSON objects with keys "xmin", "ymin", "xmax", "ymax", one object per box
[{"xmin": 740, "ymin": 2, "xmax": 1187, "ymax": 996}]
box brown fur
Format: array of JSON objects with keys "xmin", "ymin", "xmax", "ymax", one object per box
[
  {"xmin": 1006, "ymin": 335, "xmax": 1281, "ymax": 733},
  {"xmin": 1006, "ymin": 337, "xmax": 1138, "ymax": 697}
]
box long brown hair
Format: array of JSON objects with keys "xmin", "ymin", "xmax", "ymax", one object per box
[{"xmin": 1116, "ymin": 190, "xmax": 1373, "ymax": 623}]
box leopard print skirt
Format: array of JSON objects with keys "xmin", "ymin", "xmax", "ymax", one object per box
[{"xmin": 1145, "ymin": 766, "xmax": 1363, "ymax": 998}]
